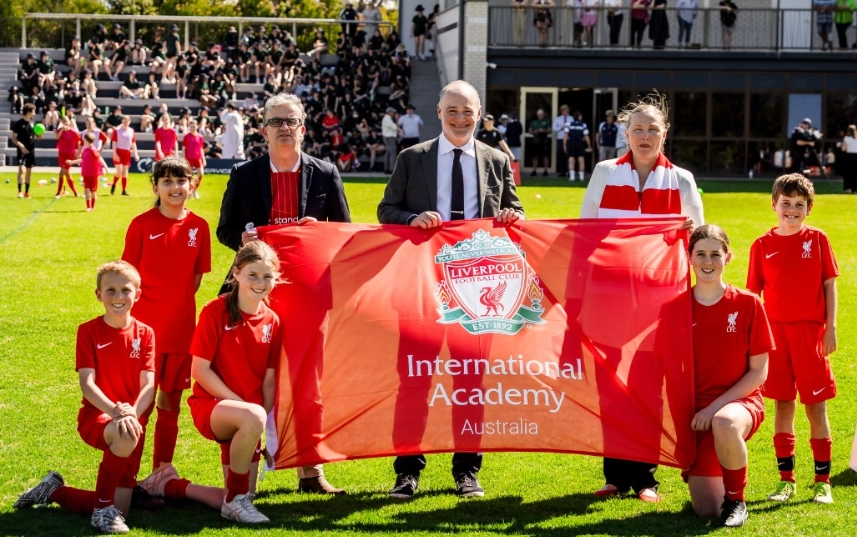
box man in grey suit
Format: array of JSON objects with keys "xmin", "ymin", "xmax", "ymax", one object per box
[{"xmin": 377, "ymin": 80, "xmax": 524, "ymax": 500}]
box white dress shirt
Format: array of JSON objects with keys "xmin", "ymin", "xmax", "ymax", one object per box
[
  {"xmin": 382, "ymin": 114, "xmax": 399, "ymax": 138},
  {"xmin": 552, "ymin": 113, "xmax": 573, "ymax": 135},
  {"xmin": 436, "ymin": 134, "xmax": 479, "ymax": 221}
]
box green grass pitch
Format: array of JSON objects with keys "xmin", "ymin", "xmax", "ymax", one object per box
[{"xmin": 0, "ymin": 172, "xmax": 855, "ymax": 536}]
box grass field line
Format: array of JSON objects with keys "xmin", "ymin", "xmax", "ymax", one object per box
[{"xmin": 0, "ymin": 197, "xmax": 57, "ymax": 246}]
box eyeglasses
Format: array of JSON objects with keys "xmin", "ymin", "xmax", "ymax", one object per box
[{"xmin": 265, "ymin": 117, "xmax": 303, "ymax": 128}]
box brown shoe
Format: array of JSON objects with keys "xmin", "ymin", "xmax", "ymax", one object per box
[{"xmin": 298, "ymin": 476, "xmax": 346, "ymax": 495}]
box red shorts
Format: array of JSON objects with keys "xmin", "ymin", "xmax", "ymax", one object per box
[
  {"xmin": 187, "ymin": 158, "xmax": 204, "ymax": 170},
  {"xmin": 154, "ymin": 150, "xmax": 175, "ymax": 162},
  {"xmin": 78, "ymin": 406, "xmax": 112, "ymax": 450},
  {"xmin": 59, "ymin": 152, "xmax": 75, "ymax": 170},
  {"xmin": 83, "ymin": 176, "xmax": 99, "ymax": 191},
  {"xmin": 187, "ymin": 395, "xmax": 262, "ymax": 465},
  {"xmin": 155, "ymin": 353, "xmax": 192, "ymax": 392},
  {"xmin": 762, "ymin": 321, "xmax": 836, "ymax": 404},
  {"xmin": 113, "ymin": 148, "xmax": 131, "ymax": 166},
  {"xmin": 683, "ymin": 395, "xmax": 765, "ymax": 478}
]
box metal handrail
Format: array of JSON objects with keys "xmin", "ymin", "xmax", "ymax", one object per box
[{"xmin": 490, "ymin": 6, "xmax": 857, "ymax": 51}]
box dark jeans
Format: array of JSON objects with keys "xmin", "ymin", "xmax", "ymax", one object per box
[
  {"xmin": 608, "ymin": 13, "xmax": 624, "ymax": 45},
  {"xmin": 603, "ymin": 457, "xmax": 659, "ymax": 493},
  {"xmin": 677, "ymin": 18, "xmax": 692, "ymax": 45},
  {"xmin": 836, "ymin": 22, "xmax": 850, "ymax": 49},
  {"xmin": 400, "ymin": 137, "xmax": 419, "ymax": 150},
  {"xmin": 631, "ymin": 18, "xmax": 647, "ymax": 47},
  {"xmin": 556, "ymin": 139, "xmax": 567, "ymax": 174},
  {"xmin": 394, "ymin": 453, "xmax": 483, "ymax": 476}
]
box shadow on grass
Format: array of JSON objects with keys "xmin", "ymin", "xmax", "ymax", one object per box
[{"xmin": 831, "ymin": 468, "xmax": 857, "ymax": 487}]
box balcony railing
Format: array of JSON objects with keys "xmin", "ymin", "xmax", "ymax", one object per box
[{"xmin": 490, "ymin": 6, "xmax": 857, "ymax": 51}]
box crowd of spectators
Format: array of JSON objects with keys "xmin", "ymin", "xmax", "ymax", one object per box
[{"xmin": 10, "ymin": 11, "xmax": 416, "ymax": 170}]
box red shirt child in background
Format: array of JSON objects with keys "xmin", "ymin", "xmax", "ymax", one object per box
[
  {"xmin": 13, "ymin": 261, "xmax": 155, "ymax": 534},
  {"xmin": 122, "ymin": 156, "xmax": 210, "ymax": 476},
  {"xmin": 67, "ymin": 133, "xmax": 109, "ymax": 212},
  {"xmin": 181, "ymin": 119, "xmax": 207, "ymax": 197},
  {"xmin": 746, "ymin": 173, "xmax": 839, "ymax": 505},
  {"xmin": 55, "ymin": 115, "xmax": 80, "ymax": 198},
  {"xmin": 154, "ymin": 115, "xmax": 178, "ymax": 162}
]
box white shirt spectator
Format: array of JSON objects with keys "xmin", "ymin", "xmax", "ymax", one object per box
[
  {"xmin": 219, "ymin": 107, "xmax": 245, "ymax": 159},
  {"xmin": 436, "ymin": 134, "xmax": 479, "ymax": 221},
  {"xmin": 398, "ymin": 113, "xmax": 423, "ymax": 138},
  {"xmin": 552, "ymin": 112, "xmax": 573, "ymax": 137},
  {"xmin": 677, "ymin": 0, "xmax": 698, "ymax": 23},
  {"xmin": 363, "ymin": 6, "xmax": 383, "ymax": 36},
  {"xmin": 382, "ymin": 114, "xmax": 399, "ymax": 138}
]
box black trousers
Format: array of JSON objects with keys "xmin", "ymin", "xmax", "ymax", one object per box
[
  {"xmin": 607, "ymin": 13, "xmax": 624, "ymax": 45},
  {"xmin": 394, "ymin": 453, "xmax": 482, "ymax": 476},
  {"xmin": 836, "ymin": 22, "xmax": 850, "ymax": 49},
  {"xmin": 630, "ymin": 18, "xmax": 647, "ymax": 47},
  {"xmin": 603, "ymin": 457, "xmax": 659, "ymax": 492}
]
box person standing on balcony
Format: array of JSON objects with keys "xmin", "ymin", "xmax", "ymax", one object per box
[
  {"xmin": 581, "ymin": 0, "xmax": 599, "ymax": 46},
  {"xmin": 676, "ymin": 0, "xmax": 698, "ymax": 48},
  {"xmin": 512, "ymin": 0, "xmax": 530, "ymax": 46},
  {"xmin": 649, "ymin": 0, "xmax": 670, "ymax": 49},
  {"xmin": 533, "ymin": 0, "xmax": 556, "ymax": 47},
  {"xmin": 834, "ymin": 0, "xmax": 856, "ymax": 48},
  {"xmin": 719, "ymin": 0, "xmax": 738, "ymax": 49},
  {"xmin": 815, "ymin": 0, "xmax": 837, "ymax": 50},
  {"xmin": 630, "ymin": 0, "xmax": 651, "ymax": 47},
  {"xmin": 605, "ymin": 0, "xmax": 625, "ymax": 45},
  {"xmin": 411, "ymin": 5, "xmax": 429, "ymax": 60}
]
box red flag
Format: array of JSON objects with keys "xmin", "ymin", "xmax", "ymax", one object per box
[{"xmin": 261, "ymin": 218, "xmax": 695, "ymax": 470}]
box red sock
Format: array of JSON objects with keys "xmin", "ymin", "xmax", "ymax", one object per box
[
  {"xmin": 56, "ymin": 177, "xmax": 64, "ymax": 196},
  {"xmin": 49, "ymin": 486, "xmax": 96, "ymax": 514},
  {"xmin": 774, "ymin": 432, "xmax": 796, "ymax": 482},
  {"xmin": 91, "ymin": 197, "xmax": 97, "ymax": 209},
  {"xmin": 225, "ymin": 469, "xmax": 249, "ymax": 502},
  {"xmin": 112, "ymin": 176, "xmax": 119, "ymax": 187},
  {"xmin": 94, "ymin": 450, "xmax": 129, "ymax": 509},
  {"xmin": 66, "ymin": 177, "xmax": 78, "ymax": 195},
  {"xmin": 164, "ymin": 478, "xmax": 191, "ymax": 500},
  {"xmin": 721, "ymin": 466, "xmax": 748, "ymax": 502},
  {"xmin": 121, "ymin": 177, "xmax": 128, "ymax": 190},
  {"xmin": 220, "ymin": 442, "xmax": 231, "ymax": 466},
  {"xmin": 810, "ymin": 437, "xmax": 832, "ymax": 483},
  {"xmin": 153, "ymin": 408, "xmax": 180, "ymax": 468}
]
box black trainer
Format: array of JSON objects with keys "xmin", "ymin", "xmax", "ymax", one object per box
[
  {"xmin": 121, "ymin": 191, "xmax": 130, "ymax": 196},
  {"xmin": 720, "ymin": 497, "xmax": 748, "ymax": 527},
  {"xmin": 454, "ymin": 471, "xmax": 484, "ymax": 498},
  {"xmin": 389, "ymin": 473, "xmax": 419, "ymax": 499},
  {"xmin": 110, "ymin": 184, "xmax": 116, "ymax": 195}
]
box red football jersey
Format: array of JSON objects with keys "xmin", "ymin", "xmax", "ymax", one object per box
[
  {"xmin": 122, "ymin": 208, "xmax": 211, "ymax": 353},
  {"xmin": 182, "ymin": 132, "xmax": 204, "ymax": 160},
  {"xmin": 76, "ymin": 316, "xmax": 156, "ymax": 409},
  {"xmin": 189, "ymin": 296, "xmax": 282, "ymax": 406},
  {"xmin": 56, "ymin": 129, "xmax": 81, "ymax": 154},
  {"xmin": 112, "ymin": 126, "xmax": 136, "ymax": 150},
  {"xmin": 747, "ymin": 226, "xmax": 839, "ymax": 323},
  {"xmin": 692, "ymin": 285, "xmax": 775, "ymax": 409},
  {"xmin": 269, "ymin": 170, "xmax": 300, "ymax": 225},
  {"xmin": 79, "ymin": 146, "xmax": 104, "ymax": 177},
  {"xmin": 155, "ymin": 127, "xmax": 178, "ymax": 156}
]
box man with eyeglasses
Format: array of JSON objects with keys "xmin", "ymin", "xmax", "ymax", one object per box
[{"xmin": 216, "ymin": 93, "xmax": 351, "ymax": 495}]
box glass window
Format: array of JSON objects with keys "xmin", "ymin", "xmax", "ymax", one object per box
[
  {"xmin": 710, "ymin": 141, "xmax": 745, "ymax": 175},
  {"xmin": 825, "ymin": 93, "xmax": 857, "ymax": 138},
  {"xmin": 670, "ymin": 140, "xmax": 707, "ymax": 174},
  {"xmin": 486, "ymin": 89, "xmax": 517, "ymax": 121},
  {"xmin": 750, "ymin": 93, "xmax": 784, "ymax": 139},
  {"xmin": 711, "ymin": 93, "xmax": 745, "ymax": 138},
  {"xmin": 672, "ymin": 92, "xmax": 707, "ymax": 137}
]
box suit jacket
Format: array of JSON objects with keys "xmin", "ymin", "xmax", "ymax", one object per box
[
  {"xmin": 216, "ymin": 152, "xmax": 351, "ymax": 251},
  {"xmin": 377, "ymin": 137, "xmax": 524, "ymax": 224}
]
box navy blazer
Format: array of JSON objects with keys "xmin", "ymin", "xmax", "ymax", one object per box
[{"xmin": 216, "ymin": 152, "xmax": 351, "ymax": 251}]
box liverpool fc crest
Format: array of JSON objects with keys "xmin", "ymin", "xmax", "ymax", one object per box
[{"xmin": 434, "ymin": 230, "xmax": 546, "ymax": 335}]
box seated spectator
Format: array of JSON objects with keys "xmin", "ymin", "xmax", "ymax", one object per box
[
  {"xmin": 119, "ymin": 70, "xmax": 145, "ymax": 99},
  {"xmin": 19, "ymin": 54, "xmax": 39, "ymax": 91},
  {"xmin": 104, "ymin": 105, "xmax": 124, "ymax": 137},
  {"xmin": 37, "ymin": 51, "xmax": 55, "ymax": 88},
  {"xmin": 322, "ymin": 108, "xmax": 341, "ymax": 131},
  {"xmin": 263, "ymin": 75, "xmax": 280, "ymax": 99},
  {"xmin": 66, "ymin": 36, "xmax": 82, "ymax": 75},
  {"xmin": 85, "ymin": 37, "xmax": 113, "ymax": 80},
  {"xmin": 112, "ymin": 41, "xmax": 129, "ymax": 81},
  {"xmin": 224, "ymin": 26, "xmax": 240, "ymax": 53},
  {"xmin": 148, "ymin": 42, "xmax": 166, "ymax": 74},
  {"xmin": 80, "ymin": 93, "xmax": 97, "ymax": 117},
  {"xmin": 8, "ymin": 86, "xmax": 24, "ymax": 113},
  {"xmin": 250, "ymin": 40, "xmax": 269, "ymax": 83},
  {"xmin": 129, "ymin": 39, "xmax": 147, "ymax": 66},
  {"xmin": 197, "ymin": 74, "xmax": 218, "ymax": 108},
  {"xmin": 27, "ymin": 84, "xmax": 45, "ymax": 114},
  {"xmin": 64, "ymin": 84, "xmax": 83, "ymax": 114},
  {"xmin": 144, "ymin": 71, "xmax": 160, "ymax": 100},
  {"xmin": 241, "ymin": 27, "xmax": 256, "ymax": 48},
  {"xmin": 386, "ymin": 29, "xmax": 402, "ymax": 50},
  {"xmin": 175, "ymin": 55, "xmax": 190, "ymax": 99},
  {"xmin": 312, "ymin": 28, "xmax": 330, "ymax": 60},
  {"xmin": 365, "ymin": 127, "xmax": 385, "ymax": 171},
  {"xmin": 81, "ymin": 69, "xmax": 97, "ymax": 99},
  {"xmin": 43, "ymin": 101, "xmax": 60, "ymax": 130},
  {"xmin": 105, "ymin": 23, "xmax": 127, "ymax": 55},
  {"xmin": 336, "ymin": 142, "xmax": 358, "ymax": 172},
  {"xmin": 139, "ymin": 104, "xmax": 156, "ymax": 133},
  {"xmin": 237, "ymin": 43, "xmax": 252, "ymax": 82}
]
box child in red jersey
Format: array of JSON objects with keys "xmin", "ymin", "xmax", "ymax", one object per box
[
  {"xmin": 14, "ymin": 261, "xmax": 155, "ymax": 534},
  {"xmin": 122, "ymin": 156, "xmax": 211, "ymax": 479},
  {"xmin": 683, "ymin": 225, "xmax": 773, "ymax": 528},
  {"xmin": 67, "ymin": 133, "xmax": 110, "ymax": 212},
  {"xmin": 55, "ymin": 116, "xmax": 80, "ymax": 198},
  {"xmin": 154, "ymin": 114, "xmax": 178, "ymax": 162},
  {"xmin": 182, "ymin": 119, "xmax": 206, "ymax": 198},
  {"xmin": 747, "ymin": 173, "xmax": 839, "ymax": 505},
  {"xmin": 110, "ymin": 115, "xmax": 138, "ymax": 196},
  {"xmin": 186, "ymin": 240, "xmax": 282, "ymax": 524}
]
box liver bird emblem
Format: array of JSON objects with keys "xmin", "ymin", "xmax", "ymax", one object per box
[{"xmin": 479, "ymin": 281, "xmax": 507, "ymax": 316}]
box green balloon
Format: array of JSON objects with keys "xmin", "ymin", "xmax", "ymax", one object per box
[
  {"xmin": 697, "ymin": 187, "xmax": 704, "ymax": 195},
  {"xmin": 33, "ymin": 123, "xmax": 46, "ymax": 136}
]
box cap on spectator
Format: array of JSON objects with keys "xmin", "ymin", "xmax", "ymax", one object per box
[
  {"xmin": 201, "ymin": 106, "xmax": 210, "ymax": 112},
  {"xmin": 40, "ymin": 50, "xmax": 48, "ymax": 56},
  {"xmin": 416, "ymin": 4, "xmax": 425, "ymax": 10},
  {"xmin": 273, "ymin": 39, "xmax": 282, "ymax": 44},
  {"xmin": 26, "ymin": 53, "xmax": 34, "ymax": 59},
  {"xmin": 560, "ymin": 104, "xmax": 569, "ymax": 111},
  {"xmin": 114, "ymin": 105, "xmax": 123, "ymax": 111},
  {"xmin": 605, "ymin": 109, "xmax": 615, "ymax": 116},
  {"xmin": 190, "ymin": 41, "xmax": 197, "ymax": 47},
  {"xmin": 226, "ymin": 102, "xmax": 235, "ymax": 110},
  {"xmin": 135, "ymin": 38, "xmax": 142, "ymax": 44},
  {"xmin": 272, "ymin": 24, "xmax": 280, "ymax": 30},
  {"xmin": 93, "ymin": 107, "xmax": 101, "ymax": 113},
  {"xmin": 499, "ymin": 114, "xmax": 509, "ymax": 120},
  {"xmin": 484, "ymin": 114, "xmax": 495, "ymax": 121},
  {"xmin": 72, "ymin": 35, "xmax": 80, "ymax": 40},
  {"xmin": 129, "ymin": 69, "xmax": 136, "ymax": 75},
  {"xmin": 386, "ymin": 107, "xmax": 396, "ymax": 113},
  {"xmin": 170, "ymin": 24, "xmax": 179, "ymax": 30},
  {"xmin": 113, "ymin": 23, "xmax": 121, "ymax": 29},
  {"xmin": 802, "ymin": 117, "xmax": 812, "ymax": 125}
]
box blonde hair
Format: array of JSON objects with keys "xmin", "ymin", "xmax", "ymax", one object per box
[
  {"xmin": 618, "ymin": 91, "xmax": 670, "ymax": 132},
  {"xmin": 96, "ymin": 260, "xmax": 141, "ymax": 289},
  {"xmin": 225, "ymin": 241, "xmax": 282, "ymax": 325}
]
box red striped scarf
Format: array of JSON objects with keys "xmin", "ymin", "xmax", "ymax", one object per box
[{"xmin": 597, "ymin": 151, "xmax": 681, "ymax": 218}]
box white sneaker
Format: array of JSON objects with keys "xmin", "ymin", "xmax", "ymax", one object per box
[
  {"xmin": 138, "ymin": 463, "xmax": 178, "ymax": 497},
  {"xmin": 221, "ymin": 494, "xmax": 270, "ymax": 524},
  {"xmin": 578, "ymin": 173, "xmax": 585, "ymax": 181},
  {"xmin": 91, "ymin": 505, "xmax": 129, "ymax": 534},
  {"xmin": 568, "ymin": 171, "xmax": 574, "ymax": 181},
  {"xmin": 14, "ymin": 471, "xmax": 64, "ymax": 508}
]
